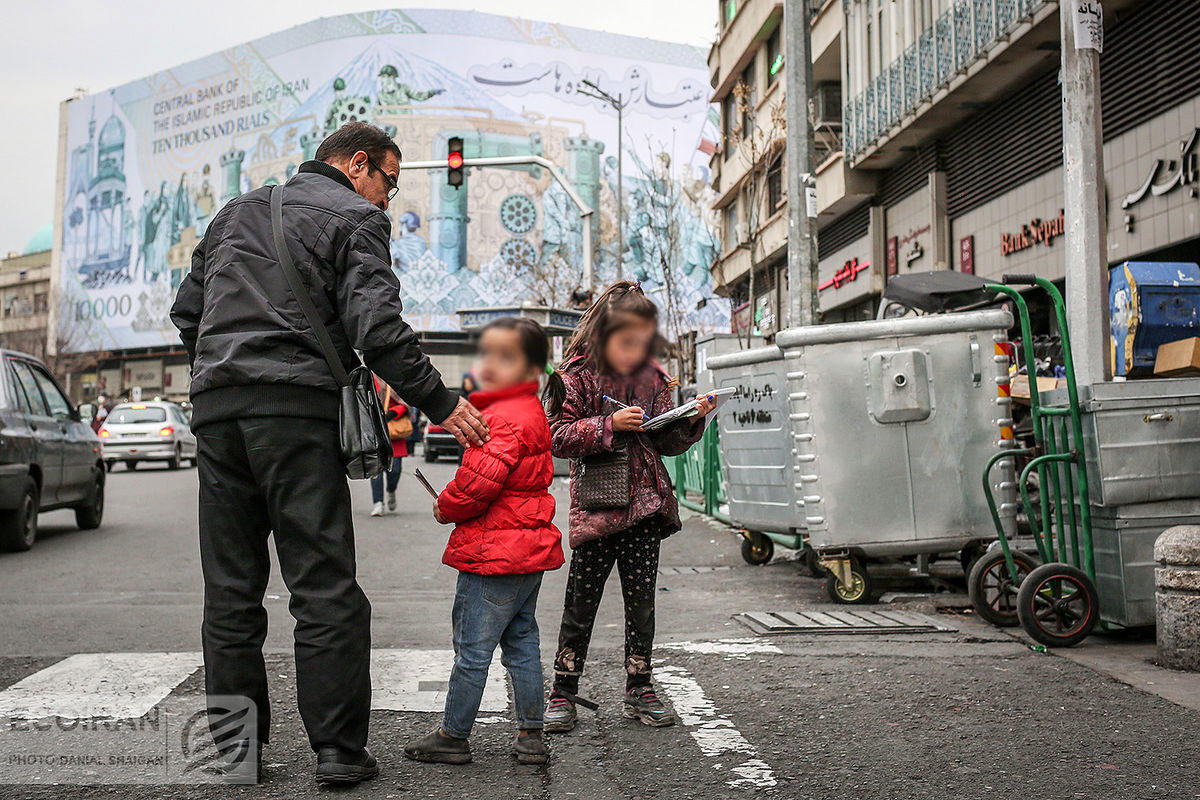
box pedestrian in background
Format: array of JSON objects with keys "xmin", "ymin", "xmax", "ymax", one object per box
[
  {"xmin": 370, "ymin": 376, "xmax": 409, "ymax": 517},
  {"xmin": 170, "ymin": 122, "xmax": 489, "ymax": 785},
  {"xmin": 91, "ymin": 394, "xmax": 112, "ymax": 433},
  {"xmin": 404, "ymin": 317, "xmax": 564, "ymax": 766},
  {"xmin": 459, "ymin": 372, "xmax": 478, "ymax": 398},
  {"xmin": 541, "ymin": 281, "xmax": 715, "ymax": 733}
]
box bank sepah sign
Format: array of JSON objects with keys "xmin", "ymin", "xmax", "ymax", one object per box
[
  {"xmin": 54, "ymin": 9, "xmax": 730, "ymax": 353},
  {"xmin": 1000, "ymin": 209, "xmax": 1065, "ymax": 256}
]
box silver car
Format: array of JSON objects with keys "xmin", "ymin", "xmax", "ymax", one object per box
[{"xmin": 99, "ymin": 402, "xmax": 197, "ymax": 471}]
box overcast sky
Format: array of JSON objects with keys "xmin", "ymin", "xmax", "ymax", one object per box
[{"xmin": 1, "ymin": 1, "xmax": 716, "ymax": 254}]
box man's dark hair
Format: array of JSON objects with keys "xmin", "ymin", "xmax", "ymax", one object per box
[{"xmin": 315, "ymin": 122, "xmax": 402, "ymax": 164}]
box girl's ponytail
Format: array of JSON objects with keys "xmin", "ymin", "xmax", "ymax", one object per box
[{"xmin": 543, "ymin": 364, "xmax": 567, "ymax": 421}]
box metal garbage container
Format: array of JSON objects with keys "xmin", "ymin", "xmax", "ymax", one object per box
[
  {"xmin": 771, "ymin": 308, "xmax": 1018, "ymax": 602},
  {"xmin": 706, "ymin": 345, "xmax": 805, "ymax": 565}
]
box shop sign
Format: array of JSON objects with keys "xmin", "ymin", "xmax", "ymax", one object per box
[
  {"xmin": 1000, "ymin": 209, "xmax": 1065, "ymax": 256},
  {"xmin": 960, "ymin": 235, "xmax": 975, "ymax": 274},
  {"xmin": 819, "ymin": 258, "xmax": 870, "ymax": 292},
  {"xmin": 1121, "ymin": 128, "xmax": 1199, "ymax": 209}
]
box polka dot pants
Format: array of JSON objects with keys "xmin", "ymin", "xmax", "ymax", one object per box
[{"xmin": 552, "ymin": 519, "xmax": 662, "ymax": 694}]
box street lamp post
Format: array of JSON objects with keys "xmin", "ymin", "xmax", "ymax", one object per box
[{"xmin": 578, "ymin": 79, "xmax": 627, "ymax": 282}]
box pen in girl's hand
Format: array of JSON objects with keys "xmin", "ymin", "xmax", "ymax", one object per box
[{"xmin": 603, "ymin": 395, "xmax": 648, "ymax": 419}]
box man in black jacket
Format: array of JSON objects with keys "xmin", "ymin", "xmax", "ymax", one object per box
[{"xmin": 170, "ymin": 122, "xmax": 488, "ymax": 784}]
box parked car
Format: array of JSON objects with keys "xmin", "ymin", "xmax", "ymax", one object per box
[
  {"xmin": 423, "ymin": 423, "xmax": 464, "ymax": 463},
  {"xmin": 98, "ymin": 402, "xmax": 197, "ymax": 471},
  {"xmin": 0, "ymin": 350, "xmax": 105, "ymax": 552}
]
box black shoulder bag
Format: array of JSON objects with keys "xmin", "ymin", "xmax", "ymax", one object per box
[{"xmin": 269, "ymin": 185, "xmax": 391, "ymax": 480}]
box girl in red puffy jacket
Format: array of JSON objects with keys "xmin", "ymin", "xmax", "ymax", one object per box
[{"xmin": 404, "ymin": 317, "xmax": 565, "ymax": 768}]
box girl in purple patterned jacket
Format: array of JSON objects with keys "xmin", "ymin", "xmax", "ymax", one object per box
[{"xmin": 542, "ymin": 281, "xmax": 716, "ymax": 732}]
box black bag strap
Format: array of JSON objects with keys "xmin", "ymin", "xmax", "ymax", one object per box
[{"xmin": 269, "ymin": 185, "xmax": 351, "ymax": 386}]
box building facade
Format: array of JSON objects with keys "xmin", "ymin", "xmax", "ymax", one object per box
[
  {"xmin": 710, "ymin": 0, "xmax": 1200, "ymax": 334},
  {"xmin": 0, "ymin": 247, "xmax": 51, "ymax": 363},
  {"xmin": 51, "ymin": 9, "xmax": 733, "ymax": 402}
]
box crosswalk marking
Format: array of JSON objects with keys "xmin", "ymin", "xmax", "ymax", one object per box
[
  {"xmin": 370, "ymin": 649, "xmax": 508, "ymax": 713},
  {"xmin": 0, "ymin": 652, "xmax": 203, "ymax": 720},
  {"xmin": 0, "ymin": 649, "xmax": 512, "ymax": 721}
]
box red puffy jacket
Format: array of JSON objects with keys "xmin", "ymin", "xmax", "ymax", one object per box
[{"xmin": 439, "ymin": 381, "xmax": 564, "ymax": 575}]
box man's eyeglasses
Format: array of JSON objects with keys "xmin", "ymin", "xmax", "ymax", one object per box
[{"xmin": 367, "ymin": 157, "xmax": 399, "ymax": 201}]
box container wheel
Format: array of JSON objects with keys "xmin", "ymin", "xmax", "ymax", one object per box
[
  {"xmin": 825, "ymin": 559, "xmax": 873, "ymax": 604},
  {"xmin": 740, "ymin": 532, "xmax": 774, "ymax": 565},
  {"xmin": 1016, "ymin": 563, "xmax": 1099, "ymax": 648},
  {"xmin": 959, "ymin": 540, "xmax": 988, "ymax": 575},
  {"xmin": 802, "ymin": 546, "xmax": 825, "ymax": 578},
  {"xmin": 968, "ymin": 549, "xmax": 1038, "ymax": 628}
]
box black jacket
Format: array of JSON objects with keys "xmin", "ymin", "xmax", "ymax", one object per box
[{"xmin": 170, "ymin": 160, "xmax": 459, "ymax": 429}]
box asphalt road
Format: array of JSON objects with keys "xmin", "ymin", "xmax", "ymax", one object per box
[{"xmin": 1, "ymin": 451, "xmax": 1198, "ymax": 799}]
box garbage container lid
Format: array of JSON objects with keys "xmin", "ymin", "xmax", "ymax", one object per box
[{"xmin": 883, "ymin": 271, "xmax": 992, "ymax": 313}]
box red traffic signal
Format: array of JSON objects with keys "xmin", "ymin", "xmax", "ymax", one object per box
[{"xmin": 447, "ymin": 136, "xmax": 464, "ymax": 187}]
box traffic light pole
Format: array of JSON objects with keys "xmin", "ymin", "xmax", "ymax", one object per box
[{"xmin": 399, "ymin": 154, "xmax": 596, "ymax": 292}]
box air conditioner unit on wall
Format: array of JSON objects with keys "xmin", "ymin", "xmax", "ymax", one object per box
[
  {"xmin": 735, "ymin": 222, "xmax": 750, "ymax": 245},
  {"xmin": 813, "ymin": 84, "xmax": 842, "ymax": 127}
]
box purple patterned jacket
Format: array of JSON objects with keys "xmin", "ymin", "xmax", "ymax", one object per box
[{"xmin": 551, "ymin": 356, "xmax": 708, "ymax": 548}]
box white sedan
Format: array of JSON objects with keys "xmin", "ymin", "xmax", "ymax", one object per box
[{"xmin": 99, "ymin": 402, "xmax": 197, "ymax": 471}]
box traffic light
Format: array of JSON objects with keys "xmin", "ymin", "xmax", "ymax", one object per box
[{"xmin": 447, "ymin": 136, "xmax": 464, "ymax": 187}]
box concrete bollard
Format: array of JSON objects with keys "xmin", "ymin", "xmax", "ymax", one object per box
[{"xmin": 1155, "ymin": 526, "xmax": 1200, "ymax": 672}]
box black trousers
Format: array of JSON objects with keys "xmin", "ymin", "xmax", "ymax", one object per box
[
  {"xmin": 552, "ymin": 519, "xmax": 662, "ymax": 694},
  {"xmin": 196, "ymin": 416, "xmax": 371, "ymax": 753}
]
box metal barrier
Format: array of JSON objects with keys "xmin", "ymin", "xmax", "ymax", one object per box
[{"xmin": 663, "ymin": 424, "xmax": 730, "ymax": 524}]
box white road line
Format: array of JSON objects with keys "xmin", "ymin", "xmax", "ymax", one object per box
[
  {"xmin": 657, "ymin": 665, "xmax": 777, "ymax": 789},
  {"xmin": 0, "ymin": 652, "xmax": 203, "ymax": 720},
  {"xmin": 659, "ymin": 638, "xmax": 783, "ymax": 659},
  {"xmin": 370, "ymin": 649, "xmax": 508, "ymax": 713}
]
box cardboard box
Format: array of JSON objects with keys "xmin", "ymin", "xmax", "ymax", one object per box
[
  {"xmin": 1010, "ymin": 374, "xmax": 1061, "ymax": 402},
  {"xmin": 1154, "ymin": 337, "xmax": 1200, "ymax": 378}
]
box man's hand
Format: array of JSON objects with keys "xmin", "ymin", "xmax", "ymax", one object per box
[
  {"xmin": 441, "ymin": 397, "xmax": 489, "ymax": 447},
  {"xmin": 432, "ymin": 499, "xmax": 448, "ymax": 524},
  {"xmin": 612, "ymin": 407, "xmax": 645, "ymax": 432}
]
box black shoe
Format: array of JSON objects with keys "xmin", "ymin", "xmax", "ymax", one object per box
[
  {"xmin": 403, "ymin": 728, "xmax": 472, "ymax": 765},
  {"xmin": 205, "ymin": 739, "xmax": 262, "ymax": 784},
  {"xmin": 623, "ymin": 684, "xmax": 678, "ymax": 727},
  {"xmin": 512, "ymin": 731, "xmax": 549, "ymax": 765},
  {"xmin": 315, "ymin": 745, "xmax": 379, "ymax": 784},
  {"xmin": 544, "ymin": 694, "xmax": 577, "ymax": 733}
]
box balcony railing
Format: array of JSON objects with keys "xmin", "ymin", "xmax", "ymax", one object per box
[{"xmin": 844, "ymin": 0, "xmax": 1051, "ymax": 161}]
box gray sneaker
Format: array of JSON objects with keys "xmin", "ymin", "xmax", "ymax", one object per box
[
  {"xmin": 512, "ymin": 731, "xmax": 549, "ymax": 764},
  {"xmin": 543, "ymin": 695, "xmax": 577, "ymax": 733},
  {"xmin": 622, "ymin": 685, "xmax": 677, "ymax": 727}
]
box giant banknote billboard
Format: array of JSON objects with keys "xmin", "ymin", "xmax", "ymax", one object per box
[{"xmin": 53, "ymin": 9, "xmax": 729, "ymax": 352}]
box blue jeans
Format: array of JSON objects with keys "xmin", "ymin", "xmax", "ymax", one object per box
[
  {"xmin": 442, "ymin": 571, "xmax": 544, "ymax": 738},
  {"xmin": 369, "ymin": 457, "xmax": 402, "ymax": 503}
]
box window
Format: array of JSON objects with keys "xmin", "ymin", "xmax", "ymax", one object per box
[
  {"xmin": 740, "ymin": 61, "xmax": 756, "ymax": 140},
  {"xmin": 767, "ymin": 25, "xmax": 783, "ymax": 84},
  {"xmin": 722, "ymin": 95, "xmax": 737, "ymax": 159},
  {"xmin": 33, "ymin": 293, "xmax": 47, "ymax": 314},
  {"xmin": 724, "ymin": 198, "xmax": 739, "ymax": 250},
  {"xmin": 767, "ymin": 153, "xmax": 785, "ymax": 211},
  {"xmin": 31, "ymin": 366, "xmax": 72, "ymax": 420},
  {"xmin": 109, "ymin": 405, "xmax": 168, "ymax": 424},
  {"xmin": 722, "ymin": 0, "xmax": 737, "ymax": 29},
  {"xmin": 11, "ymin": 361, "xmax": 48, "ymax": 417}
]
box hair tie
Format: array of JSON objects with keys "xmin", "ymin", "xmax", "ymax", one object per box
[{"xmin": 545, "ymin": 363, "xmax": 555, "ymax": 375}]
